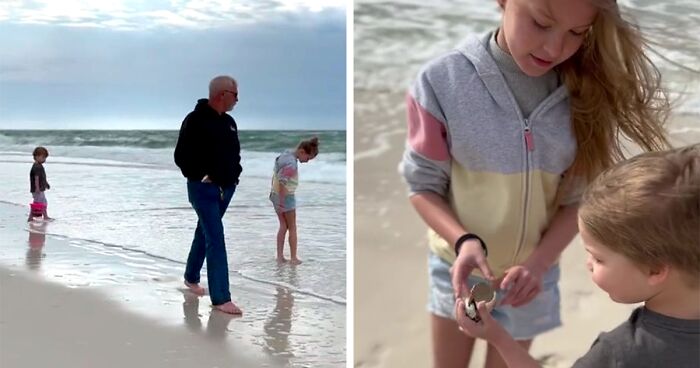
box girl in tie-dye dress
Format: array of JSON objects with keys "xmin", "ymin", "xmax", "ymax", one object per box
[{"xmin": 269, "ymin": 136, "xmax": 319, "ymax": 264}]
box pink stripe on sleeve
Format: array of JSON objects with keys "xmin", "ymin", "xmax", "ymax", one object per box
[
  {"xmin": 406, "ymin": 93, "xmax": 450, "ymax": 161},
  {"xmin": 281, "ymin": 166, "xmax": 296, "ymax": 178}
]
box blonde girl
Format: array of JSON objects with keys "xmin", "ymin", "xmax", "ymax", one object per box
[
  {"xmin": 400, "ymin": 0, "xmax": 669, "ymax": 366},
  {"xmin": 270, "ymin": 137, "xmax": 319, "ymax": 265}
]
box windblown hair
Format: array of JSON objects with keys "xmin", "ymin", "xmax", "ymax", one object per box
[
  {"xmin": 557, "ymin": 0, "xmax": 671, "ymax": 183},
  {"xmin": 297, "ymin": 136, "xmax": 320, "ymax": 157},
  {"xmin": 579, "ymin": 144, "xmax": 700, "ymax": 287}
]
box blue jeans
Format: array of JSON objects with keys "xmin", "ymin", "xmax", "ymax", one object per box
[{"xmin": 184, "ymin": 180, "xmax": 236, "ymax": 305}]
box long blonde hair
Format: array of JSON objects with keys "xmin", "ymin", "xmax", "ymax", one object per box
[{"xmin": 558, "ymin": 0, "xmax": 671, "ymax": 183}]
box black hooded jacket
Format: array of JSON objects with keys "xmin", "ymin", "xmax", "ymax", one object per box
[{"xmin": 174, "ymin": 99, "xmax": 242, "ymax": 187}]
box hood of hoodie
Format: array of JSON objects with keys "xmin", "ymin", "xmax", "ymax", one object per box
[{"xmin": 194, "ymin": 98, "xmax": 218, "ymax": 114}]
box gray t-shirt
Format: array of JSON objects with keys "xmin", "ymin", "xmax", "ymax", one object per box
[
  {"xmin": 29, "ymin": 162, "xmax": 49, "ymax": 193},
  {"xmin": 573, "ymin": 307, "xmax": 700, "ymax": 368},
  {"xmin": 486, "ymin": 30, "xmax": 560, "ymax": 118}
]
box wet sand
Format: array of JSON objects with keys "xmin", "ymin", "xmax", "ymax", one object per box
[
  {"xmin": 0, "ymin": 203, "xmax": 345, "ymax": 368},
  {"xmin": 0, "ymin": 267, "xmax": 264, "ymax": 368}
]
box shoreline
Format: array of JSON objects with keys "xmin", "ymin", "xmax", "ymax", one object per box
[{"xmin": 0, "ymin": 202, "xmax": 346, "ymax": 367}]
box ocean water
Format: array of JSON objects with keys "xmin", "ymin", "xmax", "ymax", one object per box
[
  {"xmin": 0, "ymin": 130, "xmax": 346, "ymax": 365},
  {"xmin": 355, "ymin": 0, "xmax": 700, "ymax": 114},
  {"xmin": 0, "ymin": 129, "xmax": 346, "ymax": 301}
]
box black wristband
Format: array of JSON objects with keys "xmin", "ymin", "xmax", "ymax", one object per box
[{"xmin": 454, "ymin": 233, "xmax": 488, "ymax": 257}]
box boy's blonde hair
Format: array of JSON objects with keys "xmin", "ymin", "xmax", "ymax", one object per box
[
  {"xmin": 579, "ymin": 144, "xmax": 700, "ymax": 287},
  {"xmin": 558, "ymin": 0, "xmax": 671, "ymax": 183}
]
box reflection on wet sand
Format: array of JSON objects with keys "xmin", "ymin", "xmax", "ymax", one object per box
[
  {"xmin": 264, "ymin": 286, "xmax": 295, "ymax": 359},
  {"xmin": 26, "ymin": 222, "xmax": 47, "ymax": 270},
  {"xmin": 182, "ymin": 292, "xmax": 203, "ymax": 332},
  {"xmin": 181, "ymin": 291, "xmax": 238, "ymax": 342},
  {"xmin": 263, "ymin": 264, "xmax": 298, "ymax": 362}
]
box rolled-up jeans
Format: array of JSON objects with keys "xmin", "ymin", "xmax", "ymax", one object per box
[{"xmin": 184, "ymin": 180, "xmax": 236, "ymax": 305}]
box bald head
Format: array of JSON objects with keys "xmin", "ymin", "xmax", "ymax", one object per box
[{"xmin": 208, "ymin": 75, "xmax": 237, "ymax": 99}]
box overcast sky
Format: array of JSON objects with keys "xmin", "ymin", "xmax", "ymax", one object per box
[{"xmin": 0, "ymin": 0, "xmax": 346, "ymax": 130}]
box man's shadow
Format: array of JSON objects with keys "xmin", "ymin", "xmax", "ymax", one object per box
[
  {"xmin": 263, "ymin": 264, "xmax": 298, "ymax": 360},
  {"xmin": 26, "ymin": 222, "xmax": 47, "ymax": 271}
]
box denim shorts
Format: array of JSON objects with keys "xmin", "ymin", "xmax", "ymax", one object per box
[
  {"xmin": 32, "ymin": 191, "xmax": 47, "ymax": 204},
  {"xmin": 269, "ymin": 192, "xmax": 296, "ymax": 213},
  {"xmin": 428, "ymin": 252, "xmax": 561, "ymax": 340}
]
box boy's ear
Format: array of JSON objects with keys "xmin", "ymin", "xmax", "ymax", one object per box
[{"xmin": 647, "ymin": 264, "xmax": 670, "ymax": 287}]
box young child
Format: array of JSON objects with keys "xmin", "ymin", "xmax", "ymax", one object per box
[
  {"xmin": 269, "ymin": 136, "xmax": 319, "ymax": 265},
  {"xmin": 399, "ymin": 0, "xmax": 671, "ymax": 365},
  {"xmin": 28, "ymin": 146, "xmax": 52, "ymax": 222},
  {"xmin": 455, "ymin": 144, "xmax": 700, "ymax": 368}
]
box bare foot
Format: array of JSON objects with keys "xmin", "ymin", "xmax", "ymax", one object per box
[
  {"xmin": 184, "ymin": 281, "xmax": 206, "ymax": 296},
  {"xmin": 43, "ymin": 217, "xmax": 54, "ymax": 221},
  {"xmin": 290, "ymin": 258, "xmax": 303, "ymax": 265},
  {"xmin": 214, "ymin": 301, "xmax": 242, "ymax": 315},
  {"xmin": 276, "ymin": 257, "xmax": 288, "ymax": 263}
]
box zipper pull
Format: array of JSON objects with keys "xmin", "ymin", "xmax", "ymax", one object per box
[{"xmin": 524, "ymin": 127, "xmax": 534, "ymax": 152}]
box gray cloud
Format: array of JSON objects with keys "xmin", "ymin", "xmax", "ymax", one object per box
[
  {"xmin": 0, "ymin": 0, "xmax": 345, "ymax": 30},
  {"xmin": 0, "ymin": 2, "xmax": 346, "ymax": 130}
]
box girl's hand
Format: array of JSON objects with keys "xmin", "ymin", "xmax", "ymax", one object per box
[
  {"xmin": 450, "ymin": 239, "xmax": 494, "ymax": 300},
  {"xmin": 454, "ymin": 299, "xmax": 503, "ymax": 341},
  {"xmin": 498, "ymin": 264, "xmax": 544, "ymax": 307}
]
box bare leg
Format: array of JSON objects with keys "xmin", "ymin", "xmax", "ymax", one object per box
[
  {"xmin": 485, "ymin": 339, "xmax": 532, "ymax": 368},
  {"xmin": 42, "ymin": 208, "xmax": 53, "ymax": 221},
  {"xmin": 214, "ymin": 301, "xmax": 243, "ymax": 315},
  {"xmin": 276, "ymin": 211, "xmax": 288, "ymax": 263},
  {"xmin": 284, "ymin": 210, "xmax": 301, "ymax": 264},
  {"xmin": 184, "ymin": 280, "xmax": 206, "ymax": 296},
  {"xmin": 432, "ymin": 314, "xmax": 476, "ymax": 368}
]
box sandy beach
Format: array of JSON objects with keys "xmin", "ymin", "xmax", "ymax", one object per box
[
  {"xmin": 0, "ymin": 201, "xmax": 345, "ymax": 368},
  {"xmin": 0, "ymin": 266, "xmax": 264, "ymax": 368},
  {"xmin": 0, "ymin": 128, "xmax": 346, "ymax": 367},
  {"xmin": 353, "ymin": 82, "xmax": 698, "ymax": 367}
]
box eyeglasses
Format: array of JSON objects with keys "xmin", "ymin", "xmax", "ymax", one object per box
[{"xmin": 223, "ymin": 90, "xmax": 238, "ymax": 98}]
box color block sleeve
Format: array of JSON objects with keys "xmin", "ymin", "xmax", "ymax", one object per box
[{"xmin": 399, "ymin": 70, "xmax": 451, "ymax": 197}]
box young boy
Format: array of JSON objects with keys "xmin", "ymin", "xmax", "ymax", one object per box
[
  {"xmin": 455, "ymin": 144, "xmax": 700, "ymax": 368},
  {"xmin": 28, "ymin": 146, "xmax": 52, "ymax": 222}
]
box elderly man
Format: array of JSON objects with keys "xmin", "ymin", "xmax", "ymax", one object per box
[{"xmin": 174, "ymin": 75, "xmax": 243, "ymax": 314}]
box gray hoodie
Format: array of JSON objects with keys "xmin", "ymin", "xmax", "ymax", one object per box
[{"xmin": 399, "ymin": 32, "xmax": 583, "ymax": 275}]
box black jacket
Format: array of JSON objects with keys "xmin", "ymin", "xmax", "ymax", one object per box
[{"xmin": 174, "ymin": 99, "xmax": 242, "ymax": 187}]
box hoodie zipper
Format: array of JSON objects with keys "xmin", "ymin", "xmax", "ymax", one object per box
[{"xmin": 513, "ymin": 119, "xmax": 533, "ymax": 263}]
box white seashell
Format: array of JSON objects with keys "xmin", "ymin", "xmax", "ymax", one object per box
[{"xmin": 463, "ymin": 282, "xmax": 496, "ymax": 322}]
